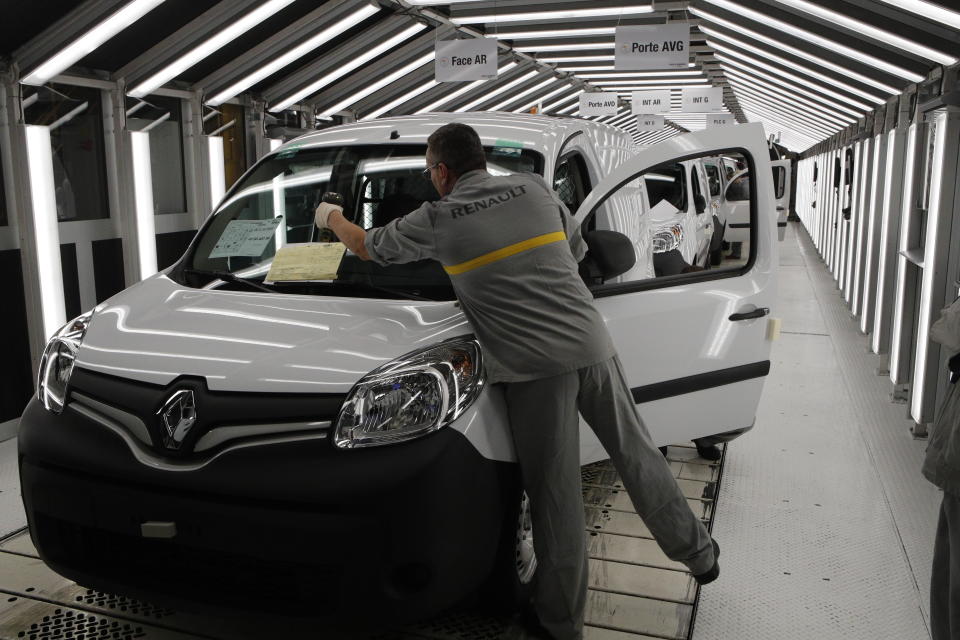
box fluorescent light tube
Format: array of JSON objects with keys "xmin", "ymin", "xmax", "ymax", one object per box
[
  {"xmin": 536, "ymin": 89, "xmax": 580, "ymax": 113},
  {"xmin": 725, "ymin": 73, "xmax": 850, "ymax": 129},
  {"xmin": 22, "ymin": 0, "xmax": 165, "ymax": 86},
  {"xmin": 874, "ymin": 0, "xmax": 960, "ymax": 29},
  {"xmin": 416, "ymin": 61, "xmax": 517, "ymax": 113},
  {"xmin": 592, "ymin": 79, "xmax": 709, "ymax": 85},
  {"xmin": 452, "ymin": 6, "xmax": 653, "ymax": 24},
  {"xmin": 701, "ymin": 0, "xmax": 925, "ymax": 82},
  {"xmin": 130, "ymin": 0, "xmax": 295, "ymax": 98},
  {"xmin": 24, "ymin": 125, "xmax": 67, "ymax": 340},
  {"xmin": 455, "ymin": 70, "xmax": 540, "ymax": 112},
  {"xmin": 690, "ymin": 7, "xmax": 899, "ymax": 94},
  {"xmin": 497, "ymin": 27, "xmax": 616, "ymax": 39},
  {"xmin": 515, "ymin": 43, "xmax": 614, "ymax": 52},
  {"xmin": 513, "ymin": 84, "xmax": 574, "ymax": 113},
  {"xmin": 130, "ymin": 131, "xmax": 158, "ymax": 279},
  {"xmin": 271, "ymin": 24, "xmax": 426, "ymax": 112},
  {"xmin": 731, "ymin": 93, "xmax": 834, "ymax": 136},
  {"xmin": 701, "ymin": 27, "xmax": 886, "ymax": 104},
  {"xmin": 208, "ymin": 136, "xmax": 226, "ymax": 208},
  {"xmin": 490, "ymin": 77, "xmax": 557, "ymax": 111},
  {"xmin": 362, "ymin": 78, "xmax": 438, "ymax": 121},
  {"xmin": 318, "ymin": 51, "xmax": 435, "ymax": 117},
  {"xmin": 771, "ymin": 0, "xmax": 956, "ymax": 65},
  {"xmin": 558, "ymin": 103, "xmax": 578, "ymax": 115},
  {"xmin": 206, "ymin": 4, "xmax": 380, "ymax": 106},
  {"xmin": 574, "ymin": 71, "xmax": 705, "ymax": 78}
]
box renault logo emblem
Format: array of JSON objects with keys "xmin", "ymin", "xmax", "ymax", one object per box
[{"xmin": 157, "ymin": 389, "xmax": 197, "ymax": 450}]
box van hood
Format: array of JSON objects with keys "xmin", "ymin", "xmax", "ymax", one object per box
[{"xmin": 75, "ymin": 275, "xmax": 470, "ymax": 393}]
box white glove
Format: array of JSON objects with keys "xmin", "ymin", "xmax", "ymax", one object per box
[{"xmin": 315, "ymin": 202, "xmax": 343, "ymax": 229}]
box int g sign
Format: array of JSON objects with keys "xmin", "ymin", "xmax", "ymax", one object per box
[
  {"xmin": 579, "ymin": 93, "xmax": 619, "ymax": 116},
  {"xmin": 681, "ymin": 87, "xmax": 724, "ymax": 112},
  {"xmin": 615, "ymin": 25, "xmax": 689, "ymax": 71},
  {"xmin": 435, "ymin": 39, "xmax": 498, "ymax": 82}
]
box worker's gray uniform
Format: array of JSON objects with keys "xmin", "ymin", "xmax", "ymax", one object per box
[
  {"xmin": 923, "ymin": 381, "xmax": 960, "ymax": 640},
  {"xmin": 365, "ymin": 169, "xmax": 715, "ymax": 640}
]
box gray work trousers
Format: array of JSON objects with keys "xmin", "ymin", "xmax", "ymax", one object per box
[
  {"xmin": 932, "ymin": 491, "xmax": 960, "ymax": 640},
  {"xmin": 503, "ymin": 355, "xmax": 715, "ymax": 640}
]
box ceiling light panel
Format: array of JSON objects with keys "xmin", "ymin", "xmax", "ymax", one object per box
[
  {"xmin": 22, "ymin": 0, "xmax": 165, "ymax": 86},
  {"xmin": 318, "ymin": 51, "xmax": 435, "ymax": 117},
  {"xmin": 723, "ymin": 68, "xmax": 856, "ymax": 124},
  {"xmin": 512, "ymin": 84, "xmax": 575, "ymax": 113},
  {"xmin": 690, "ymin": 8, "xmax": 899, "ymax": 94},
  {"xmin": 727, "ymin": 79, "xmax": 848, "ymax": 130},
  {"xmin": 451, "ymin": 6, "xmax": 654, "ymax": 24},
  {"xmin": 540, "ymin": 90, "xmax": 580, "ymax": 112},
  {"xmin": 701, "ymin": 0, "xmax": 925, "ymax": 81},
  {"xmin": 574, "ymin": 71, "xmax": 705, "ymax": 78},
  {"xmin": 497, "ymin": 27, "xmax": 616, "ymax": 39},
  {"xmin": 874, "ymin": 0, "xmax": 960, "ymax": 30},
  {"xmin": 456, "ymin": 70, "xmax": 541, "ymax": 112},
  {"xmin": 361, "ymin": 78, "xmax": 438, "ymax": 121},
  {"xmin": 130, "ymin": 0, "xmax": 295, "ymax": 98},
  {"xmin": 770, "ymin": 0, "xmax": 956, "ymax": 65},
  {"xmin": 206, "ymin": 3, "xmax": 380, "ymax": 106},
  {"xmin": 515, "ymin": 42, "xmax": 614, "ymax": 52},
  {"xmin": 490, "ymin": 77, "xmax": 558, "ymax": 111},
  {"xmin": 416, "ymin": 61, "xmax": 518, "ymax": 113}
]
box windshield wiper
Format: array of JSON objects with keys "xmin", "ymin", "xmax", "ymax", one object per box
[
  {"xmin": 339, "ymin": 280, "xmax": 434, "ymax": 301},
  {"xmin": 183, "ymin": 268, "xmax": 277, "ymax": 293}
]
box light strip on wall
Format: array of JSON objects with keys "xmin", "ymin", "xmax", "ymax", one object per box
[
  {"xmin": 711, "ymin": 44, "xmax": 873, "ymax": 111},
  {"xmin": 718, "ymin": 56, "xmax": 865, "ymax": 118},
  {"xmin": 129, "ymin": 131, "xmax": 158, "ymax": 279},
  {"xmin": 512, "ymin": 84, "xmax": 573, "ymax": 113},
  {"xmin": 490, "ymin": 77, "xmax": 557, "ymax": 111},
  {"xmin": 130, "ymin": 0, "xmax": 295, "ymax": 98},
  {"xmin": 701, "ymin": 0, "xmax": 925, "ymax": 82},
  {"xmin": 416, "ymin": 61, "xmax": 518, "ymax": 113},
  {"xmin": 362, "ymin": 78, "xmax": 439, "ymax": 121},
  {"xmin": 22, "ymin": 0, "xmax": 165, "ymax": 86},
  {"xmin": 701, "ymin": 28, "xmax": 886, "ymax": 104},
  {"xmin": 771, "ymin": 0, "xmax": 956, "ymax": 65},
  {"xmin": 452, "ymin": 6, "xmax": 653, "ymax": 24},
  {"xmin": 271, "ymin": 24, "xmax": 426, "ymax": 112},
  {"xmin": 455, "ymin": 70, "xmax": 540, "ymax": 112},
  {"xmin": 690, "ymin": 8, "xmax": 899, "ymax": 94},
  {"xmin": 875, "ymin": 0, "xmax": 960, "ymax": 29},
  {"xmin": 318, "ymin": 51, "xmax": 435, "ymax": 117},
  {"xmin": 208, "ymin": 136, "xmax": 226, "ymax": 209},
  {"xmin": 24, "ymin": 125, "xmax": 66, "ymax": 340},
  {"xmin": 206, "ymin": 4, "xmax": 380, "ymax": 106}
]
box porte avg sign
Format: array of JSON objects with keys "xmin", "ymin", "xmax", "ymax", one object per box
[
  {"xmin": 435, "ymin": 39, "xmax": 497, "ymax": 82},
  {"xmin": 579, "ymin": 93, "xmax": 619, "ymax": 116},
  {"xmin": 615, "ymin": 25, "xmax": 689, "ymax": 70}
]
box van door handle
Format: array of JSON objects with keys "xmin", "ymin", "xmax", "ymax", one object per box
[{"xmin": 729, "ymin": 307, "xmax": 770, "ymax": 321}]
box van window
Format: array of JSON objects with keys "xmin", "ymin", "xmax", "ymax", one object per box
[
  {"xmin": 727, "ymin": 174, "xmax": 750, "ymax": 202},
  {"xmin": 690, "ymin": 166, "xmax": 706, "ymax": 215},
  {"xmin": 645, "ymin": 162, "xmax": 687, "ymax": 212},
  {"xmin": 553, "ymin": 152, "xmax": 592, "ymax": 213},
  {"xmin": 180, "ymin": 144, "xmax": 544, "ymax": 300},
  {"xmin": 772, "ymin": 166, "xmax": 786, "ymax": 200},
  {"xmin": 704, "ymin": 163, "xmax": 722, "ymax": 197}
]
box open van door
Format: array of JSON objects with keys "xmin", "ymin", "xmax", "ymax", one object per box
[
  {"xmin": 574, "ymin": 123, "xmax": 777, "ymax": 461},
  {"xmin": 772, "ymin": 159, "xmax": 791, "ymax": 241}
]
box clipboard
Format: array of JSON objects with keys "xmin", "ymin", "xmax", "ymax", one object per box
[{"xmin": 264, "ymin": 243, "xmax": 347, "ymax": 283}]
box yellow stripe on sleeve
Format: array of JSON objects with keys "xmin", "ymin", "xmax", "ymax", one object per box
[{"xmin": 443, "ymin": 231, "xmax": 567, "ymax": 275}]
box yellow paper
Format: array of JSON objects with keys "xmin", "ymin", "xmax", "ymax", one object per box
[{"xmin": 265, "ymin": 243, "xmax": 347, "ymax": 282}]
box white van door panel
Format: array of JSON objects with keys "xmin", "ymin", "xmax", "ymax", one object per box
[
  {"xmin": 772, "ymin": 159, "xmax": 791, "ymax": 241},
  {"xmin": 574, "ymin": 124, "xmax": 777, "ymax": 455}
]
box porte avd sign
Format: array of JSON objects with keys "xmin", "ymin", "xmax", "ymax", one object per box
[{"xmin": 579, "ymin": 93, "xmax": 619, "ymax": 116}]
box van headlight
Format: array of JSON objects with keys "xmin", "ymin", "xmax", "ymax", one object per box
[
  {"xmin": 652, "ymin": 224, "xmax": 684, "ymax": 253},
  {"xmin": 37, "ymin": 311, "xmax": 92, "ymax": 414},
  {"xmin": 334, "ymin": 337, "xmax": 484, "ymax": 449}
]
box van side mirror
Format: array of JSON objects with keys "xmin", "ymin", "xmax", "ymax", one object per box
[{"xmin": 581, "ymin": 230, "xmax": 636, "ymax": 282}]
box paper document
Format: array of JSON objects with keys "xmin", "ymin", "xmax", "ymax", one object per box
[
  {"xmin": 265, "ymin": 243, "xmax": 347, "ymax": 283},
  {"xmin": 209, "ymin": 218, "xmax": 282, "ymax": 258}
]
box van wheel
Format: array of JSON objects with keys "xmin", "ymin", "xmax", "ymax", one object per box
[{"xmin": 482, "ymin": 490, "xmax": 537, "ymax": 612}]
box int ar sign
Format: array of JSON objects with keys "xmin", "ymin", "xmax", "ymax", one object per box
[
  {"xmin": 579, "ymin": 92, "xmax": 619, "ymax": 116},
  {"xmin": 682, "ymin": 87, "xmax": 725, "ymax": 112},
  {"xmin": 631, "ymin": 90, "xmax": 671, "ymax": 115},
  {"xmin": 615, "ymin": 24, "xmax": 689, "ymax": 70},
  {"xmin": 435, "ymin": 39, "xmax": 498, "ymax": 82}
]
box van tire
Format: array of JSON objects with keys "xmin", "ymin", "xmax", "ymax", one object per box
[{"xmin": 481, "ymin": 489, "xmax": 537, "ymax": 613}]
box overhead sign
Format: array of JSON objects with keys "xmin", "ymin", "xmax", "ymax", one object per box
[
  {"xmin": 435, "ymin": 39, "xmax": 497, "ymax": 82},
  {"xmin": 636, "ymin": 115, "xmax": 665, "ymax": 131},
  {"xmin": 579, "ymin": 92, "xmax": 619, "ymax": 116},
  {"xmin": 614, "ymin": 24, "xmax": 689, "ymax": 71},
  {"xmin": 707, "ymin": 113, "xmax": 736, "ymax": 127},
  {"xmin": 682, "ymin": 86, "xmax": 724, "ymax": 112},
  {"xmin": 630, "ymin": 90, "xmax": 671, "ymax": 114}
]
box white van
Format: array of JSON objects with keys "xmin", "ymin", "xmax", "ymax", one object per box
[{"xmin": 20, "ymin": 114, "xmax": 777, "ymax": 621}]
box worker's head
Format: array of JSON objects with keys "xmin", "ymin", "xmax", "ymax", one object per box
[{"xmin": 426, "ymin": 123, "xmax": 486, "ymax": 197}]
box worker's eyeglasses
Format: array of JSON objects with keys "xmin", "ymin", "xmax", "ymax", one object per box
[{"xmin": 422, "ymin": 162, "xmax": 440, "ymax": 177}]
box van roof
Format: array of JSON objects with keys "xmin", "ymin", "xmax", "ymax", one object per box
[{"xmin": 280, "ymin": 112, "xmax": 632, "ymax": 159}]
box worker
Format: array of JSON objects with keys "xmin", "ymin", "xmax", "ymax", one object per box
[{"xmin": 315, "ymin": 122, "xmax": 719, "ymax": 640}]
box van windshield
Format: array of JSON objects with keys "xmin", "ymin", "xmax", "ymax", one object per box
[{"xmin": 179, "ymin": 144, "xmax": 543, "ymax": 300}]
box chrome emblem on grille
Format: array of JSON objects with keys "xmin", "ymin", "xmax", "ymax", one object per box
[{"xmin": 157, "ymin": 390, "xmax": 196, "ymax": 450}]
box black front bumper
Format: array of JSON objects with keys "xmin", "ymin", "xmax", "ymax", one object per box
[{"xmin": 18, "ymin": 398, "xmax": 517, "ymax": 622}]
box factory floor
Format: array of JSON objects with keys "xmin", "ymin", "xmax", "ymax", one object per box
[{"xmin": 0, "ymin": 222, "xmax": 943, "ymax": 640}]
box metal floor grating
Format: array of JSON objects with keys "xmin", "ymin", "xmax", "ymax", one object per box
[{"xmin": 0, "ymin": 446, "xmax": 722, "ymax": 640}]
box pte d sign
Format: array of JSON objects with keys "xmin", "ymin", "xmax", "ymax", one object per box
[
  {"xmin": 435, "ymin": 39, "xmax": 498, "ymax": 82},
  {"xmin": 579, "ymin": 93, "xmax": 619, "ymax": 116},
  {"xmin": 630, "ymin": 90, "xmax": 670, "ymax": 115},
  {"xmin": 615, "ymin": 25, "xmax": 689, "ymax": 71}
]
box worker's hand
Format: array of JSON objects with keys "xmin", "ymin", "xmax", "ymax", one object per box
[{"xmin": 315, "ymin": 202, "xmax": 343, "ymax": 229}]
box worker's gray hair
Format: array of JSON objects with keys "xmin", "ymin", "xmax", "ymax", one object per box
[{"xmin": 427, "ymin": 123, "xmax": 486, "ymax": 177}]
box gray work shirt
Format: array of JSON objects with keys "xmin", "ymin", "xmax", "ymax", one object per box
[{"xmin": 364, "ymin": 169, "xmax": 615, "ymax": 383}]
